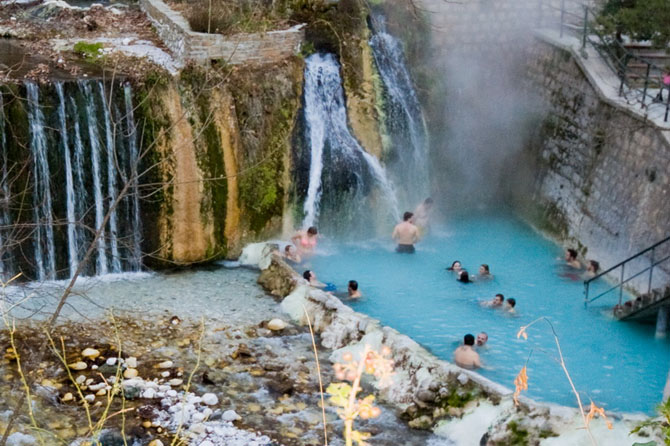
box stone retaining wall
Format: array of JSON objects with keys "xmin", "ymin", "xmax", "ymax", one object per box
[
  {"xmin": 140, "ymin": 0, "xmax": 304, "ymax": 66},
  {"xmin": 523, "ymin": 36, "xmax": 670, "ymax": 288}
]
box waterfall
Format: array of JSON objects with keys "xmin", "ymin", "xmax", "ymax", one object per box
[
  {"xmin": 369, "ymin": 15, "xmax": 430, "ymax": 207},
  {"xmin": 98, "ymin": 83, "xmax": 121, "ymax": 273},
  {"xmin": 26, "ymin": 82, "xmax": 57, "ymax": 281},
  {"xmin": 0, "ymin": 94, "xmax": 10, "ymax": 278},
  {"xmin": 124, "ymin": 83, "xmax": 142, "ymax": 271},
  {"xmin": 56, "ymin": 83, "xmax": 79, "ymax": 277},
  {"xmin": 81, "ymin": 81, "xmax": 108, "ymax": 275},
  {"xmin": 0, "ymin": 81, "xmax": 145, "ymax": 280},
  {"xmin": 301, "ymin": 53, "xmax": 400, "ymax": 231}
]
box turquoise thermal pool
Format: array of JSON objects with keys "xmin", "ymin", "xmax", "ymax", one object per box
[{"xmin": 307, "ymin": 214, "xmax": 669, "ymax": 414}]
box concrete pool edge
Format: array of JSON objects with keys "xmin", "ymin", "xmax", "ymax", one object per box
[{"xmin": 242, "ymin": 242, "xmax": 658, "ymax": 445}]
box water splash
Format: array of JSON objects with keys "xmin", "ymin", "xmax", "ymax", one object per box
[
  {"xmin": 301, "ymin": 53, "xmax": 400, "ymax": 230},
  {"xmin": 26, "ymin": 82, "xmax": 56, "ymax": 281},
  {"xmin": 370, "ymin": 15, "xmax": 430, "ymax": 208}
]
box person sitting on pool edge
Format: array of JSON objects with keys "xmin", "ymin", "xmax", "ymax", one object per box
[
  {"xmin": 348, "ymin": 280, "xmax": 362, "ymax": 298},
  {"xmin": 564, "ymin": 248, "xmax": 581, "ymax": 269},
  {"xmin": 476, "ymin": 332, "xmax": 488, "ymax": 347},
  {"xmin": 481, "ymin": 293, "xmax": 504, "ymax": 308},
  {"xmin": 505, "ymin": 298, "xmax": 516, "ymax": 313},
  {"xmin": 303, "ymin": 270, "xmax": 326, "ymax": 289},
  {"xmin": 453, "ymin": 334, "xmax": 481, "ymax": 369},
  {"xmin": 282, "ymin": 244, "xmax": 301, "ymax": 263},
  {"xmin": 392, "ymin": 211, "xmax": 419, "ymax": 254}
]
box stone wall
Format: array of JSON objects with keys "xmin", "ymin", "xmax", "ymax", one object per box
[
  {"xmin": 523, "ymin": 37, "xmax": 670, "ymax": 288},
  {"xmin": 140, "ymin": 0, "xmax": 304, "ymax": 66}
]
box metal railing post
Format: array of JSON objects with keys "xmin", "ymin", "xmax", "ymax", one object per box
[
  {"xmin": 648, "ymin": 247, "xmax": 655, "ymax": 294},
  {"xmin": 560, "ymin": 0, "xmax": 565, "ymax": 38},
  {"xmin": 619, "ymin": 55, "xmax": 629, "ymax": 96},
  {"xmin": 582, "ymin": 6, "xmax": 588, "ymax": 49},
  {"xmin": 642, "ymin": 63, "xmax": 651, "ymax": 107},
  {"xmin": 619, "ymin": 263, "xmax": 625, "ymax": 305}
]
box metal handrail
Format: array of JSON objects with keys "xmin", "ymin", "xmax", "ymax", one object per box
[
  {"xmin": 583, "ymin": 235, "xmax": 670, "ymax": 306},
  {"xmin": 544, "ymin": 0, "xmax": 670, "ymax": 122}
]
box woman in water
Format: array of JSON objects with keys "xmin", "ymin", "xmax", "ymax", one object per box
[
  {"xmin": 457, "ymin": 270, "xmax": 471, "ymax": 283},
  {"xmin": 477, "ymin": 264, "xmax": 493, "ymax": 280},
  {"xmin": 447, "ymin": 261, "xmax": 463, "ymax": 273},
  {"xmin": 292, "ymin": 226, "xmax": 318, "ymax": 255}
]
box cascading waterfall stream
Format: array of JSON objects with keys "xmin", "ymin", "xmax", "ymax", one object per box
[
  {"xmin": 26, "ymin": 82, "xmax": 56, "ymax": 281},
  {"xmin": 0, "ymin": 81, "xmax": 143, "ymax": 280},
  {"xmin": 81, "ymin": 81, "xmax": 109, "ymax": 275},
  {"xmin": 369, "ymin": 16, "xmax": 430, "ymax": 207},
  {"xmin": 124, "ymin": 83, "xmax": 142, "ymax": 271},
  {"xmin": 301, "ymin": 53, "xmax": 400, "ymax": 230},
  {"xmin": 56, "ymin": 83, "xmax": 79, "ymax": 277},
  {"xmin": 98, "ymin": 83, "xmax": 121, "ymax": 274}
]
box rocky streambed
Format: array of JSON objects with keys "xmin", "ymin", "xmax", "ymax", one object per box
[{"xmin": 0, "ymin": 267, "xmax": 442, "ymax": 446}]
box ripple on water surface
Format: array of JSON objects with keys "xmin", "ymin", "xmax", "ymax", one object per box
[{"xmin": 307, "ymin": 214, "xmax": 670, "ymax": 414}]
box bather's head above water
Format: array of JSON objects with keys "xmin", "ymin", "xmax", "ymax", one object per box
[
  {"xmin": 457, "ymin": 270, "xmax": 470, "ymax": 283},
  {"xmin": 447, "ymin": 260, "xmax": 462, "ymax": 272},
  {"xmin": 493, "ymin": 293, "xmax": 504, "ymax": 306},
  {"xmin": 476, "ymin": 332, "xmax": 488, "ymax": 346},
  {"xmin": 403, "ymin": 211, "xmax": 414, "ymax": 222},
  {"xmin": 348, "ymin": 280, "xmax": 362, "ymax": 298}
]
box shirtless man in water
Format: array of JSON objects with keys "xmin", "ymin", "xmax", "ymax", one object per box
[
  {"xmin": 453, "ymin": 334, "xmax": 481, "ymax": 369},
  {"xmin": 392, "ymin": 212, "xmax": 419, "ymax": 254}
]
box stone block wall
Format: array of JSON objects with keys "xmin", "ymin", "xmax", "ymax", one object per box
[
  {"xmin": 523, "ymin": 38, "xmax": 670, "ymax": 287},
  {"xmin": 140, "ymin": 0, "xmax": 305, "ymax": 66}
]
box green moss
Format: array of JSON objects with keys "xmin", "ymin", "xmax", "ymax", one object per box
[
  {"xmin": 73, "ymin": 41, "xmax": 104, "ymax": 62},
  {"xmin": 505, "ymin": 421, "xmax": 530, "ymax": 445}
]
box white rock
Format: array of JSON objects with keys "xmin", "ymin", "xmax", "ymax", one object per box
[
  {"xmin": 267, "ymin": 318, "xmax": 287, "ymax": 331},
  {"xmin": 85, "ymin": 378, "xmax": 94, "ymax": 386},
  {"xmin": 81, "ymin": 348, "xmax": 100, "ymax": 359},
  {"xmin": 457, "ymin": 373, "xmax": 469, "ymax": 385},
  {"xmin": 6, "ymin": 432, "xmax": 36, "ymax": 446},
  {"xmin": 75, "ymin": 375, "xmax": 86, "ymax": 385},
  {"xmin": 168, "ymin": 379, "xmax": 183, "ymax": 387},
  {"xmin": 106, "ymin": 357, "xmax": 117, "ymax": 366},
  {"xmin": 166, "ymin": 390, "xmax": 177, "ymax": 397},
  {"xmin": 143, "ymin": 388, "xmax": 157, "ymax": 398},
  {"xmin": 91, "ymin": 365, "xmax": 98, "ymax": 370},
  {"xmin": 190, "ymin": 423, "xmax": 206, "ymax": 434},
  {"xmin": 88, "ymin": 382, "xmax": 106, "ymax": 391},
  {"xmin": 157, "ymin": 360, "xmax": 173, "ymax": 369},
  {"xmin": 161, "ymin": 371, "xmax": 170, "ymax": 377},
  {"xmin": 125, "ymin": 357, "xmax": 138, "ymax": 368},
  {"xmin": 201, "ymin": 393, "xmax": 218, "ymax": 406},
  {"xmin": 68, "ymin": 361, "xmax": 87, "ymax": 371},
  {"xmin": 221, "ymin": 409, "xmax": 241, "ymax": 421},
  {"xmin": 123, "ymin": 368, "xmax": 138, "ymax": 379},
  {"xmin": 84, "ymin": 394, "xmax": 95, "ymax": 403}
]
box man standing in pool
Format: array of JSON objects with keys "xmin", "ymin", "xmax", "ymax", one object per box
[
  {"xmin": 453, "ymin": 334, "xmax": 481, "ymax": 369},
  {"xmin": 392, "ymin": 212, "xmax": 419, "ymax": 253}
]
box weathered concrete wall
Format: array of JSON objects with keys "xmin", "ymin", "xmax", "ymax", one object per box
[
  {"xmin": 522, "ymin": 37, "xmax": 670, "ymax": 285},
  {"xmin": 140, "ymin": 0, "xmax": 304, "ymax": 66}
]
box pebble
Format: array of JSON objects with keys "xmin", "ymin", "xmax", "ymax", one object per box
[
  {"xmin": 40, "ymin": 379, "xmax": 56, "ymax": 388},
  {"xmin": 76, "ymin": 375, "xmax": 86, "ymax": 385},
  {"xmin": 142, "ymin": 388, "xmax": 157, "ymax": 399},
  {"xmin": 88, "ymin": 382, "xmax": 106, "ymax": 391},
  {"xmin": 267, "ymin": 318, "xmax": 287, "ymax": 331},
  {"xmin": 123, "ymin": 368, "xmax": 139, "ymax": 379},
  {"xmin": 106, "ymin": 357, "xmax": 117, "ymax": 366},
  {"xmin": 84, "ymin": 394, "xmax": 95, "ymax": 403},
  {"xmin": 168, "ymin": 378, "xmax": 183, "ymax": 386},
  {"xmin": 95, "ymin": 388, "xmax": 107, "ymax": 396},
  {"xmin": 161, "ymin": 371, "xmax": 170, "ymax": 377},
  {"xmin": 61, "ymin": 392, "xmax": 73, "ymax": 402},
  {"xmin": 201, "ymin": 393, "xmax": 218, "ymax": 406},
  {"xmin": 126, "ymin": 357, "xmax": 138, "ymax": 368},
  {"xmin": 68, "ymin": 361, "xmax": 87, "ymax": 371},
  {"xmin": 222, "ymin": 409, "xmax": 241, "ymax": 421},
  {"xmin": 142, "ymin": 420, "xmax": 152, "ymax": 428},
  {"xmin": 147, "ymin": 440, "xmax": 164, "ymax": 446},
  {"xmin": 81, "ymin": 348, "xmax": 100, "ymax": 360},
  {"xmin": 157, "ymin": 360, "xmax": 173, "ymax": 369}
]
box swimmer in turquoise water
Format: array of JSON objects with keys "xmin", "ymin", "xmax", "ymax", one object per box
[
  {"xmin": 453, "ymin": 334, "xmax": 481, "ymax": 369},
  {"xmin": 476, "ymin": 332, "xmax": 488, "ymax": 347},
  {"xmin": 481, "ymin": 293, "xmax": 504, "ymax": 308},
  {"xmin": 585, "ymin": 260, "xmax": 600, "ymax": 278},
  {"xmin": 446, "ymin": 260, "xmax": 462, "ymax": 273},
  {"xmin": 505, "ymin": 298, "xmax": 516, "ymax": 314},
  {"xmin": 477, "ymin": 264, "xmax": 493, "ymax": 280},
  {"xmin": 457, "ymin": 270, "xmax": 471, "ymax": 283},
  {"xmin": 348, "ymin": 280, "xmax": 362, "ymax": 298},
  {"xmin": 564, "ymin": 248, "xmax": 582, "ymax": 269},
  {"xmin": 303, "ymin": 270, "xmax": 326, "ymax": 288}
]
